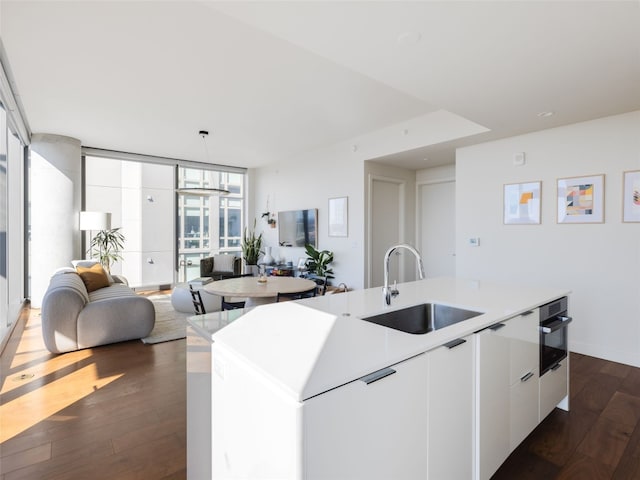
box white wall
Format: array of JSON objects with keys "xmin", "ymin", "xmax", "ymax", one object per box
[
  {"xmin": 251, "ymin": 109, "xmax": 490, "ymax": 290},
  {"xmin": 456, "ymin": 111, "xmax": 640, "ymax": 367},
  {"xmin": 30, "ymin": 134, "xmax": 82, "ymax": 307},
  {"xmin": 85, "ymin": 157, "xmax": 175, "ymax": 288},
  {"xmin": 416, "ymin": 164, "xmax": 455, "ymax": 184},
  {"xmin": 253, "ymin": 145, "xmax": 365, "ymax": 290}
]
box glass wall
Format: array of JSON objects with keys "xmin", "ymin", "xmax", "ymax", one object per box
[
  {"xmin": 0, "ymin": 101, "xmax": 26, "ymax": 345},
  {"xmin": 0, "ymin": 105, "xmax": 7, "ymax": 335},
  {"xmin": 177, "ymin": 168, "xmax": 244, "ymax": 282},
  {"xmin": 85, "ymin": 156, "xmax": 245, "ymax": 287}
]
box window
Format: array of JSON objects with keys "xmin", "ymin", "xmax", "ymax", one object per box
[
  {"xmin": 0, "ymin": 102, "xmax": 27, "ymax": 342},
  {"xmin": 177, "ymin": 167, "xmax": 245, "ymax": 281},
  {"xmin": 84, "ymin": 156, "xmax": 246, "ymax": 286},
  {"xmin": 0, "ymin": 105, "xmax": 7, "ymax": 332}
]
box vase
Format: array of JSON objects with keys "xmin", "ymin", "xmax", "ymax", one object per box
[
  {"xmin": 244, "ymin": 264, "xmax": 260, "ymax": 276},
  {"xmin": 263, "ymin": 246, "xmax": 275, "ymax": 266}
]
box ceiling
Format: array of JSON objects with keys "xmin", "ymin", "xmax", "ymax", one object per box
[{"xmin": 1, "ymin": 1, "xmax": 639, "ymax": 170}]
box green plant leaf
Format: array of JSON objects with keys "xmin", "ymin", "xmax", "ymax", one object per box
[
  {"xmin": 88, "ymin": 227, "xmax": 125, "ymax": 273},
  {"xmin": 241, "ymin": 219, "xmax": 263, "ymax": 265},
  {"xmin": 304, "ymin": 243, "xmax": 334, "ymax": 279}
]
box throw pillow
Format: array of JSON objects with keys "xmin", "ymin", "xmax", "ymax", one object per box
[
  {"xmin": 76, "ymin": 263, "xmax": 111, "ymax": 292},
  {"xmin": 214, "ymin": 254, "xmax": 236, "ymax": 273},
  {"xmin": 71, "ymin": 259, "xmax": 99, "ymax": 268},
  {"xmin": 72, "ymin": 259, "xmax": 114, "ymax": 284}
]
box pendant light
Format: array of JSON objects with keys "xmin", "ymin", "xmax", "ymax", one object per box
[{"xmin": 175, "ymin": 130, "xmax": 230, "ymax": 196}]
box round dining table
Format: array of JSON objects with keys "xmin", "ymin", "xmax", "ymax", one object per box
[{"xmin": 202, "ymin": 276, "xmax": 317, "ymax": 307}]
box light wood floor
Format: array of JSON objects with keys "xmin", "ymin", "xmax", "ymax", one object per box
[{"xmin": 2, "ymin": 305, "xmax": 640, "ymax": 479}]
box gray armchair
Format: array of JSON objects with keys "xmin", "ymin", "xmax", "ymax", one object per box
[{"xmin": 200, "ymin": 254, "xmax": 242, "ymax": 280}]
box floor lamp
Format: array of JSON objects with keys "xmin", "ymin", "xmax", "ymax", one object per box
[{"xmin": 79, "ymin": 211, "xmax": 112, "ymax": 260}]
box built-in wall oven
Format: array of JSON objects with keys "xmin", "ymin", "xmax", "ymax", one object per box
[{"xmin": 539, "ymin": 296, "xmax": 572, "ymax": 376}]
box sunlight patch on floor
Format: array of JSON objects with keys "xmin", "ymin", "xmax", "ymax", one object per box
[
  {"xmin": 0, "ymin": 363, "xmax": 124, "ymax": 443},
  {"xmin": 1, "ymin": 349, "xmax": 94, "ymax": 395}
]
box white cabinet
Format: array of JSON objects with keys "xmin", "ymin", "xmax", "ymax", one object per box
[
  {"xmin": 305, "ymin": 336, "xmax": 476, "ymax": 480},
  {"xmin": 211, "ymin": 345, "xmax": 302, "ymax": 480},
  {"xmin": 508, "ymin": 310, "xmax": 539, "ymax": 451},
  {"xmin": 476, "ymin": 324, "xmax": 510, "ymax": 480},
  {"xmin": 186, "ymin": 326, "xmax": 212, "ymax": 480},
  {"xmin": 540, "ymin": 359, "xmax": 569, "ymax": 420},
  {"xmin": 476, "ymin": 309, "xmax": 539, "ymax": 480},
  {"xmin": 304, "ymin": 352, "xmax": 429, "ymax": 480},
  {"xmin": 427, "ymin": 335, "xmax": 474, "ymax": 480},
  {"xmin": 510, "ymin": 366, "xmax": 539, "ymax": 451}
]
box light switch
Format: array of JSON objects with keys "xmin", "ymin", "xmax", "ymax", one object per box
[{"xmin": 513, "ymin": 152, "xmax": 526, "ymax": 166}]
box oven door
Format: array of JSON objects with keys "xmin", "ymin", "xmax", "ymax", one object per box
[{"xmin": 540, "ymin": 315, "xmax": 572, "ymax": 376}]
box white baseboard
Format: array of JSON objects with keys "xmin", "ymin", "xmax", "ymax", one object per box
[{"xmin": 570, "ymin": 340, "xmax": 640, "ymax": 368}]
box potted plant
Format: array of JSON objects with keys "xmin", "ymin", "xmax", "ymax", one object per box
[
  {"xmin": 241, "ymin": 220, "xmax": 263, "ymax": 273},
  {"xmin": 88, "ymin": 228, "xmax": 125, "ymax": 274},
  {"xmin": 261, "ymin": 211, "xmax": 277, "ymax": 228},
  {"xmin": 304, "ymin": 244, "xmax": 334, "ymax": 280}
]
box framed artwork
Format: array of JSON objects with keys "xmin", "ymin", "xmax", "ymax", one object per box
[
  {"xmin": 328, "ymin": 197, "xmax": 348, "ymax": 237},
  {"xmin": 503, "ymin": 181, "xmax": 541, "ymax": 225},
  {"xmin": 623, "ymin": 170, "xmax": 640, "ymax": 222},
  {"xmin": 557, "ymin": 174, "xmax": 604, "ymax": 224}
]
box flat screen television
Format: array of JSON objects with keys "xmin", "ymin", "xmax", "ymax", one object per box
[{"xmin": 278, "ymin": 209, "xmax": 317, "ymax": 248}]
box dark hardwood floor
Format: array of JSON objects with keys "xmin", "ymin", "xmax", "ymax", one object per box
[
  {"xmin": 0, "ymin": 305, "xmax": 186, "ymax": 480},
  {"xmin": 2, "ymin": 304, "xmax": 640, "ymax": 479},
  {"xmin": 494, "ymin": 353, "xmax": 640, "ymax": 480}
]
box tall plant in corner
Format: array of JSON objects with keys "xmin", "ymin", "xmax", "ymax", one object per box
[
  {"xmin": 304, "ymin": 244, "xmax": 334, "ymax": 279},
  {"xmin": 89, "ymin": 228, "xmax": 125, "ymax": 274},
  {"xmin": 241, "ymin": 220, "xmax": 263, "ymax": 266}
]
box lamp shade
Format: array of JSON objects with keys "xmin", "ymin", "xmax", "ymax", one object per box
[{"xmin": 79, "ymin": 211, "xmax": 111, "ymax": 231}]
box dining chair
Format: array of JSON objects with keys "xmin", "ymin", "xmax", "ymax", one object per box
[
  {"xmin": 302, "ymin": 274, "xmax": 329, "ymax": 296},
  {"xmin": 276, "ymin": 287, "xmax": 317, "ymax": 302},
  {"xmin": 221, "ymin": 298, "xmax": 246, "ymax": 310},
  {"xmin": 189, "ymin": 284, "xmax": 206, "ymax": 315},
  {"xmin": 313, "ymin": 276, "xmax": 328, "ymax": 296}
]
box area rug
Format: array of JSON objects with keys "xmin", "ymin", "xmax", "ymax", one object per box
[{"xmin": 141, "ymin": 294, "xmax": 192, "ymax": 344}]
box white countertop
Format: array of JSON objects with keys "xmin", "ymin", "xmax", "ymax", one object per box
[{"xmin": 188, "ymin": 277, "xmax": 570, "ymax": 402}]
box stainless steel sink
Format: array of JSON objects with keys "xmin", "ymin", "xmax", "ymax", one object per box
[{"xmin": 361, "ymin": 303, "xmax": 482, "ymax": 335}]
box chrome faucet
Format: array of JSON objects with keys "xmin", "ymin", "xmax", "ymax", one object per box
[{"xmin": 383, "ymin": 244, "xmax": 426, "ymax": 305}]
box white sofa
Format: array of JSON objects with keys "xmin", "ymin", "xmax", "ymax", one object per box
[{"xmin": 41, "ymin": 270, "xmax": 155, "ymax": 354}]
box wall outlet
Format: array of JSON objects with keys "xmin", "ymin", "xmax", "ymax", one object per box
[{"xmin": 469, "ymin": 237, "xmax": 480, "ymax": 247}]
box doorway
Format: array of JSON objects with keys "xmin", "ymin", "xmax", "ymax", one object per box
[
  {"xmin": 369, "ymin": 176, "xmax": 405, "ymax": 288},
  {"xmin": 418, "ymin": 180, "xmax": 456, "ymax": 278}
]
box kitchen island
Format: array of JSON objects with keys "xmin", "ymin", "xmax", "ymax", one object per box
[{"xmin": 187, "ymin": 277, "xmax": 571, "ymax": 480}]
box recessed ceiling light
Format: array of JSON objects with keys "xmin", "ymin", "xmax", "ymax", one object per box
[
  {"xmin": 537, "ymin": 111, "xmax": 555, "ymax": 118},
  {"xmin": 397, "ymin": 31, "xmax": 422, "ymax": 46}
]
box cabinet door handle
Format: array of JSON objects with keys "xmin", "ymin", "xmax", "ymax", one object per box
[
  {"xmin": 521, "ymin": 310, "xmax": 534, "ymax": 316},
  {"xmin": 551, "ymin": 363, "xmax": 562, "ymax": 371},
  {"xmin": 520, "ymin": 371, "xmax": 534, "ymax": 382},
  {"xmin": 360, "ymin": 367, "xmax": 396, "ymax": 385},
  {"xmin": 444, "ymin": 338, "xmax": 467, "ymax": 349},
  {"xmin": 489, "ymin": 323, "xmax": 506, "ymax": 331}
]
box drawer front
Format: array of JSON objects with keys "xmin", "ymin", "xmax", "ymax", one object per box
[
  {"xmin": 539, "ymin": 360, "xmax": 568, "ymax": 420},
  {"xmin": 508, "ymin": 309, "xmax": 539, "ymax": 385},
  {"xmin": 509, "ymin": 368, "xmax": 539, "ymax": 452}
]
